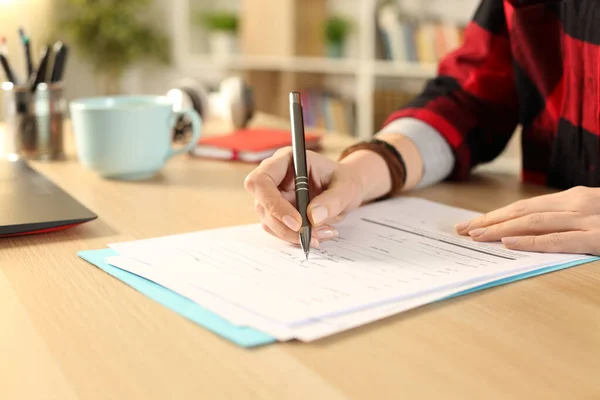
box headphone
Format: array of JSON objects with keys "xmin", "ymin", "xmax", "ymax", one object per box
[{"xmin": 167, "ymin": 76, "xmax": 255, "ymax": 141}]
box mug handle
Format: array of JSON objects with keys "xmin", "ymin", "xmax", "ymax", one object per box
[{"xmin": 166, "ymin": 108, "xmax": 202, "ymax": 160}]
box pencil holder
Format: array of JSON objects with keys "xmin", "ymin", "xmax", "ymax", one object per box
[{"xmin": 1, "ymin": 82, "xmax": 66, "ymax": 161}]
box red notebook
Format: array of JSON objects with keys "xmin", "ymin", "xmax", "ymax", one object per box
[{"xmin": 191, "ymin": 128, "xmax": 321, "ymax": 162}]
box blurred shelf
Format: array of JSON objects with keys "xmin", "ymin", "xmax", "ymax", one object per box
[
  {"xmin": 373, "ymin": 60, "xmax": 437, "ymax": 79},
  {"xmin": 186, "ymin": 55, "xmax": 438, "ymax": 79},
  {"xmin": 171, "ymin": 0, "xmax": 472, "ymax": 140},
  {"xmin": 188, "ymin": 54, "xmax": 359, "ymax": 75}
]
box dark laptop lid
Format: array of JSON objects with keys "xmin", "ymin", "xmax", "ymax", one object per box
[{"xmin": 0, "ymin": 159, "xmax": 97, "ymax": 237}]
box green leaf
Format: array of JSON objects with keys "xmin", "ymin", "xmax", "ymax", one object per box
[
  {"xmin": 195, "ymin": 11, "xmax": 239, "ymax": 32},
  {"xmin": 324, "ymin": 16, "xmax": 352, "ymax": 44}
]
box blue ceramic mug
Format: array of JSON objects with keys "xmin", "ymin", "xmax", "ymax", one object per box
[{"xmin": 69, "ymin": 95, "xmax": 201, "ymax": 180}]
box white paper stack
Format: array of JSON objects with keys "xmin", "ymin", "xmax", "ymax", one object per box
[{"xmin": 105, "ymin": 198, "xmax": 592, "ymax": 342}]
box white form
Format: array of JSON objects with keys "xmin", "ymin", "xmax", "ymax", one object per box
[
  {"xmin": 107, "ymin": 251, "xmax": 575, "ymax": 342},
  {"xmin": 107, "ymin": 198, "xmax": 591, "ymax": 340}
]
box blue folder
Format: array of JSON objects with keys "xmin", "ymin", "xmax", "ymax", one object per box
[
  {"xmin": 78, "ymin": 249, "xmax": 598, "ymax": 348},
  {"xmin": 78, "ymin": 249, "xmax": 276, "ymax": 347}
]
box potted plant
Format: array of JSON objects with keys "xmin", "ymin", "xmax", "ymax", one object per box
[
  {"xmin": 54, "ymin": 0, "xmax": 170, "ymax": 95},
  {"xmin": 324, "ymin": 16, "xmax": 352, "ymax": 58},
  {"xmin": 196, "ymin": 11, "xmax": 239, "ymax": 58}
]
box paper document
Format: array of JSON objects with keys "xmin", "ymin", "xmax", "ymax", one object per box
[{"xmin": 106, "ymin": 198, "xmax": 592, "ymax": 341}]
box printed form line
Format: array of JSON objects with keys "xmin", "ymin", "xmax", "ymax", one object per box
[{"xmin": 361, "ymin": 218, "xmax": 516, "ymax": 261}]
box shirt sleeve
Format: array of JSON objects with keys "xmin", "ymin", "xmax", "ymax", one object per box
[
  {"xmin": 376, "ymin": 118, "xmax": 454, "ymax": 188},
  {"xmin": 381, "ymin": 0, "xmax": 519, "ymax": 180}
]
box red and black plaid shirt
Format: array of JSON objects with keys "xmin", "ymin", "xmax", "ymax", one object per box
[{"xmin": 384, "ymin": 0, "xmax": 599, "ymax": 189}]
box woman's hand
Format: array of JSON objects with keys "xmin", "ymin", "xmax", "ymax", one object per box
[
  {"xmin": 244, "ymin": 147, "xmax": 364, "ymax": 247},
  {"xmin": 455, "ymin": 186, "xmax": 600, "ymax": 255}
]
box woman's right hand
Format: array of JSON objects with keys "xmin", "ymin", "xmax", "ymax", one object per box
[{"xmin": 244, "ymin": 147, "xmax": 365, "ymax": 247}]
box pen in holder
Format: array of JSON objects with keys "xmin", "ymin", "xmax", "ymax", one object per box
[{"xmin": 1, "ymin": 81, "xmax": 66, "ymax": 161}]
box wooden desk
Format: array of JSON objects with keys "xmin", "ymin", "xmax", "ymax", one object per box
[{"xmin": 2, "ymin": 115, "xmax": 600, "ymax": 399}]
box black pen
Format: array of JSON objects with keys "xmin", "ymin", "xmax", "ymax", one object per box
[
  {"xmin": 50, "ymin": 41, "xmax": 68, "ymax": 83},
  {"xmin": 30, "ymin": 45, "xmax": 50, "ymax": 92},
  {"xmin": 0, "ymin": 37, "xmax": 18, "ymax": 84},
  {"xmin": 289, "ymin": 92, "xmax": 312, "ymax": 259},
  {"xmin": 18, "ymin": 27, "xmax": 33, "ymax": 78}
]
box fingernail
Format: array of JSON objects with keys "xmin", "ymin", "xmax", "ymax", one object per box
[
  {"xmin": 455, "ymin": 221, "xmax": 470, "ymax": 231},
  {"xmin": 502, "ymin": 237, "xmax": 519, "ymax": 245},
  {"xmin": 282, "ymin": 215, "xmax": 300, "ymax": 231},
  {"xmin": 310, "ymin": 238, "xmax": 320, "ymax": 248},
  {"xmin": 311, "ymin": 206, "xmax": 329, "ymax": 225},
  {"xmin": 469, "ymin": 228, "xmax": 486, "ymax": 237},
  {"xmin": 316, "ymin": 228, "xmax": 339, "ymax": 240}
]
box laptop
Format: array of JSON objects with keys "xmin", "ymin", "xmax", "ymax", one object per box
[{"xmin": 0, "ymin": 159, "xmax": 97, "ymax": 237}]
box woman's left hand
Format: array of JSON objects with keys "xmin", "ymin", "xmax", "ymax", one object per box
[{"xmin": 455, "ymin": 186, "xmax": 600, "ymax": 255}]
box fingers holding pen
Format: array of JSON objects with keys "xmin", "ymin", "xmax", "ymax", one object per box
[
  {"xmin": 255, "ymin": 202, "xmax": 320, "ymax": 247},
  {"xmin": 245, "ymin": 144, "xmax": 349, "ymax": 246},
  {"xmin": 307, "ymin": 172, "xmax": 358, "ymax": 229},
  {"xmin": 245, "ymin": 159, "xmax": 302, "ymax": 225}
]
